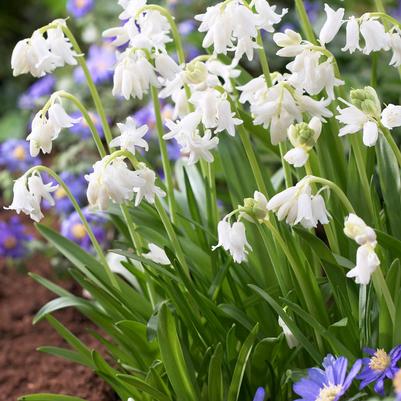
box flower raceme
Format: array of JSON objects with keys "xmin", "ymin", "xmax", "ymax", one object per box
[
  {"xmin": 267, "ymin": 178, "xmax": 330, "ymax": 229},
  {"xmin": 11, "ymin": 20, "xmax": 77, "ymax": 77}
]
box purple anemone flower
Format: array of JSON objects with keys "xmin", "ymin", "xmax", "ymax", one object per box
[
  {"xmin": 358, "ymin": 346, "xmax": 401, "ymax": 395},
  {"xmin": 74, "ymin": 44, "xmax": 115, "ymax": 84},
  {"xmin": 253, "ymin": 387, "xmax": 265, "ymax": 401},
  {"xmin": 179, "ymin": 19, "xmax": 196, "ymax": 36},
  {"xmin": 0, "ymin": 139, "xmax": 41, "ymax": 172},
  {"xmin": 69, "ymin": 111, "xmax": 104, "ymax": 139},
  {"xmin": 67, "ymin": 0, "xmax": 94, "ymax": 18},
  {"xmin": 61, "ymin": 207, "xmax": 108, "ymax": 252},
  {"xmin": 18, "ymin": 75, "xmax": 55, "ymax": 110},
  {"xmin": 293, "ymin": 354, "xmax": 362, "ymax": 401},
  {"xmin": 0, "ymin": 216, "xmax": 32, "ymax": 259}
]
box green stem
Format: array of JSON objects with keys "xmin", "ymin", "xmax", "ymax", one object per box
[
  {"xmin": 381, "ymin": 125, "xmax": 401, "ymax": 169},
  {"xmin": 150, "ymin": 86, "xmax": 177, "ymax": 224},
  {"xmin": 27, "ymin": 166, "xmax": 117, "ymax": 288},
  {"xmin": 308, "ymin": 175, "xmax": 355, "ymax": 214},
  {"xmin": 120, "ymin": 204, "xmax": 143, "ymax": 251},
  {"xmin": 256, "ymin": 32, "xmax": 272, "ymax": 87},
  {"xmin": 279, "ymin": 142, "xmax": 293, "ymax": 187},
  {"xmin": 294, "ymin": 0, "xmax": 318, "ymax": 44},
  {"xmin": 60, "ymin": 25, "xmax": 113, "ymax": 146},
  {"xmin": 53, "ymin": 91, "xmax": 107, "ymax": 158}
]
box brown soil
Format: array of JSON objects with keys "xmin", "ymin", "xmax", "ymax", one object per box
[{"xmin": 0, "ymin": 253, "xmax": 118, "ymax": 401}]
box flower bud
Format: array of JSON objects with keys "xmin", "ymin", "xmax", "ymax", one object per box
[
  {"xmin": 239, "ymin": 191, "xmax": 269, "ymax": 222},
  {"xmin": 183, "ymin": 60, "xmax": 208, "ymax": 85},
  {"xmin": 350, "ymin": 86, "xmax": 381, "ymax": 118},
  {"xmin": 288, "ymin": 122, "xmax": 315, "ymax": 148}
]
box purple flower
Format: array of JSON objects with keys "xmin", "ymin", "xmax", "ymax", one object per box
[
  {"xmin": 69, "ymin": 111, "xmax": 104, "ymax": 139},
  {"xmin": 61, "ymin": 207, "xmax": 108, "ymax": 252},
  {"xmin": 0, "ymin": 216, "xmax": 32, "ymax": 259},
  {"xmin": 179, "ymin": 19, "xmax": 196, "ymax": 36},
  {"xmin": 303, "ymin": 0, "xmax": 320, "ymax": 24},
  {"xmin": 53, "ymin": 172, "xmax": 87, "ymax": 215},
  {"xmin": 135, "ymin": 103, "xmax": 156, "ymax": 130},
  {"xmin": 184, "ymin": 44, "xmax": 201, "ymax": 62},
  {"xmin": 0, "ymin": 139, "xmax": 41, "ymax": 172},
  {"xmin": 18, "ymin": 75, "xmax": 55, "ymax": 110},
  {"xmin": 293, "ymin": 354, "xmax": 362, "ymax": 401},
  {"xmin": 67, "ymin": 0, "xmax": 94, "ymax": 18},
  {"xmin": 253, "ymin": 387, "xmax": 265, "ymax": 401},
  {"xmin": 74, "ymin": 45, "xmax": 115, "ymax": 84},
  {"xmin": 358, "ymin": 346, "xmax": 401, "ymax": 395}
]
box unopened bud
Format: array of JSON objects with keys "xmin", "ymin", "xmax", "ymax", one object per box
[
  {"xmin": 350, "ymin": 86, "xmax": 381, "ymax": 118},
  {"xmin": 183, "ymin": 60, "xmax": 208, "ymax": 85}
]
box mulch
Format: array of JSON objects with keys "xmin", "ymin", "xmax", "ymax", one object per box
[{"xmin": 0, "ymin": 251, "xmax": 118, "ymax": 401}]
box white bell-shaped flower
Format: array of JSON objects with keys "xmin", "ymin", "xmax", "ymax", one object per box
[
  {"xmin": 46, "ymin": 24, "xmax": 77, "ymax": 67},
  {"xmin": 112, "ymin": 50, "xmax": 160, "ymax": 100},
  {"xmin": 48, "ymin": 100, "xmax": 80, "ymax": 132},
  {"xmin": 360, "ymin": 18, "xmax": 389, "ymax": 55},
  {"xmin": 110, "ymin": 116, "xmax": 149, "ymax": 155},
  {"xmin": 212, "ymin": 218, "xmax": 252, "ymax": 264},
  {"xmin": 381, "ymin": 104, "xmax": 401, "ymax": 129},
  {"xmin": 346, "ymin": 243, "xmax": 380, "ymax": 285},
  {"xmin": 182, "ymin": 129, "xmax": 219, "ymax": 165},
  {"xmin": 319, "ymin": 4, "xmax": 344, "ymax": 46},
  {"xmin": 143, "ymin": 243, "xmax": 171, "ymax": 265},
  {"xmin": 278, "ymin": 316, "xmax": 299, "ymax": 349},
  {"xmin": 344, "ymin": 213, "xmax": 376, "ymax": 246},
  {"xmin": 389, "ymin": 31, "xmax": 401, "ymax": 67},
  {"xmin": 133, "ymin": 166, "xmax": 166, "ymax": 206},
  {"xmin": 342, "ymin": 17, "xmax": 361, "ymax": 54},
  {"xmin": 252, "ymin": 0, "xmax": 287, "ymax": 33},
  {"xmin": 27, "ymin": 114, "xmax": 59, "ymax": 157},
  {"xmin": 273, "ymin": 29, "xmax": 305, "ymax": 57}
]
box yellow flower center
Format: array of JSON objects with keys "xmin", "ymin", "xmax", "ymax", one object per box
[
  {"xmin": 393, "ymin": 369, "xmax": 401, "ymax": 392},
  {"xmin": 55, "ymin": 187, "xmax": 68, "ymax": 199},
  {"xmin": 4, "ymin": 236, "xmax": 17, "ymax": 249},
  {"xmin": 316, "ymin": 384, "xmax": 343, "ymax": 401},
  {"xmin": 12, "ymin": 145, "xmax": 26, "ymax": 161},
  {"xmin": 71, "ymin": 223, "xmax": 87, "ymax": 239},
  {"xmin": 369, "ymin": 349, "xmax": 391, "ymax": 372}
]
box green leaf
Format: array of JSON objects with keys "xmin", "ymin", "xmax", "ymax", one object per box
[
  {"xmin": 157, "ymin": 302, "xmax": 201, "ymax": 401},
  {"xmin": 208, "ymin": 343, "xmax": 224, "ymax": 401},
  {"xmin": 19, "ymin": 394, "xmax": 88, "ymax": 401},
  {"xmin": 227, "ymin": 324, "xmax": 259, "ymax": 401},
  {"xmin": 37, "ymin": 346, "xmax": 90, "ymax": 367},
  {"xmin": 117, "ymin": 374, "xmax": 170, "ymax": 401}
]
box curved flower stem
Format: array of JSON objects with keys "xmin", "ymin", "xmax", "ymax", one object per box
[
  {"xmin": 380, "ymin": 126, "xmax": 401, "ymax": 169},
  {"xmin": 52, "ymin": 91, "xmax": 107, "ymax": 158},
  {"xmin": 150, "ymin": 86, "xmax": 177, "ymax": 225},
  {"xmin": 26, "ymin": 166, "xmax": 117, "ymax": 288},
  {"xmin": 294, "ymin": 0, "xmax": 318, "ymax": 45},
  {"xmin": 307, "ymin": 175, "xmax": 355, "ymax": 214},
  {"xmin": 60, "ymin": 24, "xmax": 113, "ymax": 147}
]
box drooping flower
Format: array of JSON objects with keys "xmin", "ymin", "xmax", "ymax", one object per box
[
  {"xmin": 346, "ymin": 243, "xmax": 380, "ymax": 285},
  {"xmin": 46, "ymin": 24, "xmax": 78, "ymax": 67},
  {"xmin": 319, "ymin": 4, "xmax": 344, "ymax": 46},
  {"xmin": 110, "ymin": 116, "xmax": 149, "ymax": 155},
  {"xmin": 344, "ymin": 213, "xmax": 376, "ymax": 246},
  {"xmin": 360, "ymin": 17, "xmax": 389, "ymax": 55},
  {"xmin": 0, "ymin": 216, "xmax": 32, "ymax": 260},
  {"xmin": 293, "ymin": 354, "xmax": 362, "ymax": 401},
  {"xmin": 212, "ymin": 218, "xmax": 252, "ymax": 264},
  {"xmin": 112, "ymin": 50, "xmax": 159, "ymax": 100},
  {"xmin": 240, "ymin": 191, "xmax": 269, "ymax": 223},
  {"xmin": 106, "ymin": 252, "xmax": 139, "ymax": 288},
  {"xmin": 389, "ymin": 30, "xmax": 401, "ymax": 67},
  {"xmin": 358, "ymin": 346, "xmax": 401, "ymax": 395},
  {"xmin": 273, "ymin": 29, "xmax": 304, "ymax": 57},
  {"xmin": 252, "ymin": 0, "xmax": 288, "ymax": 33},
  {"xmin": 133, "ymin": 166, "xmax": 166, "ymax": 206},
  {"xmin": 66, "ymin": 0, "xmax": 94, "ymax": 18},
  {"xmin": 284, "ymin": 117, "xmax": 322, "ymax": 168},
  {"xmin": 278, "ymin": 316, "xmax": 299, "ymax": 349},
  {"xmin": 267, "ymin": 178, "xmax": 330, "ymax": 228},
  {"xmin": 381, "ymin": 104, "xmax": 401, "ymax": 129},
  {"xmin": 61, "ymin": 207, "xmax": 108, "ymax": 252},
  {"xmin": 143, "ymin": 243, "xmax": 171, "ymax": 265},
  {"xmin": 0, "ymin": 139, "xmax": 40, "ymax": 172},
  {"xmin": 341, "ymin": 16, "xmax": 361, "ymax": 54},
  {"xmin": 85, "ymin": 156, "xmax": 145, "ymax": 210}
]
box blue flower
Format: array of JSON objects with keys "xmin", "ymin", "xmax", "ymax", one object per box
[
  {"xmin": 18, "ymin": 75, "xmax": 55, "ymax": 110},
  {"xmin": 69, "ymin": 111, "xmax": 104, "ymax": 139},
  {"xmin": 253, "ymin": 387, "xmax": 265, "ymax": 401},
  {"xmin": 179, "ymin": 19, "xmax": 196, "ymax": 36},
  {"xmin": 0, "ymin": 216, "xmax": 32, "ymax": 260},
  {"xmin": 74, "ymin": 45, "xmax": 115, "ymax": 84},
  {"xmin": 0, "ymin": 139, "xmax": 41, "ymax": 172},
  {"xmin": 67, "ymin": 0, "xmax": 94, "ymax": 18},
  {"xmin": 293, "ymin": 354, "xmax": 362, "ymax": 401},
  {"xmin": 358, "ymin": 346, "xmax": 401, "ymax": 395},
  {"xmin": 61, "ymin": 207, "xmax": 108, "ymax": 253}
]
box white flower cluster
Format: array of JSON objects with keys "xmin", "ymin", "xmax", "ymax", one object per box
[
  {"xmin": 11, "ymin": 20, "xmax": 77, "ymax": 77},
  {"xmin": 6, "ymin": 173, "xmax": 58, "ymax": 222},
  {"xmin": 344, "ymin": 214, "xmax": 380, "ymax": 285},
  {"xmin": 195, "ymin": 0, "xmax": 287, "ymax": 65},
  {"xmin": 267, "ymin": 177, "xmax": 330, "ymax": 229},
  {"xmin": 28, "ymin": 97, "xmax": 80, "ymax": 157},
  {"xmin": 336, "ymin": 86, "xmax": 401, "ymax": 147},
  {"xmin": 238, "ymin": 73, "xmax": 332, "ymax": 145},
  {"xmin": 85, "ymin": 157, "xmax": 165, "ymax": 211}
]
